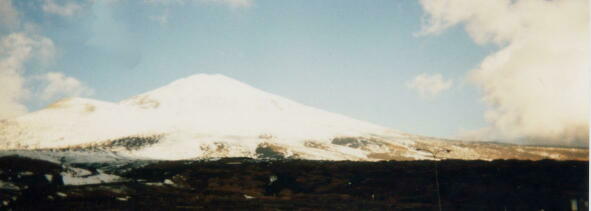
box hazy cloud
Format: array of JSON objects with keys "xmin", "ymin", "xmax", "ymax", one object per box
[
  {"xmin": 0, "ymin": 33, "xmax": 55, "ymax": 119},
  {"xmin": 0, "ymin": 0, "xmax": 19, "ymax": 28},
  {"xmin": 419, "ymin": 0, "xmax": 590, "ymax": 146},
  {"xmin": 407, "ymin": 73, "xmax": 453, "ymax": 99},
  {"xmin": 42, "ymin": 0, "xmax": 83, "ymax": 17},
  {"xmin": 0, "ymin": 69, "xmax": 28, "ymax": 119},
  {"xmin": 150, "ymin": 9, "xmax": 169, "ymax": 25},
  {"xmin": 201, "ymin": 0, "xmax": 252, "ymax": 8},
  {"xmin": 144, "ymin": 0, "xmax": 252, "ymax": 8},
  {"xmin": 0, "ymin": 0, "xmax": 93, "ymax": 119},
  {"xmin": 38, "ymin": 72, "xmax": 94, "ymax": 101}
]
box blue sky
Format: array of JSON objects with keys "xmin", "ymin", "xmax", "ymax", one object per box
[
  {"xmin": 6, "ymin": 0, "xmax": 586, "ymax": 146},
  {"xmin": 8, "ymin": 0, "xmax": 493, "ymax": 139}
]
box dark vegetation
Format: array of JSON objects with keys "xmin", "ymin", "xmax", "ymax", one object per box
[
  {"xmin": 52, "ymin": 135, "xmax": 163, "ymax": 152},
  {"xmin": 331, "ymin": 137, "xmax": 384, "ymax": 149},
  {"xmin": 100, "ymin": 135, "xmax": 162, "ymax": 151},
  {"xmin": 0, "ymin": 156, "xmax": 588, "ymax": 210},
  {"xmin": 255, "ymin": 144, "xmax": 285, "ymax": 159}
]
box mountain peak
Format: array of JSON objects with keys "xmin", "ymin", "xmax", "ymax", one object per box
[
  {"xmin": 168, "ymin": 73, "xmax": 239, "ymax": 87},
  {"xmin": 126, "ymin": 74, "xmax": 256, "ymax": 100},
  {"xmin": 120, "ymin": 73, "xmax": 279, "ymax": 112},
  {"xmin": 166, "ymin": 73, "xmax": 250, "ymax": 90}
]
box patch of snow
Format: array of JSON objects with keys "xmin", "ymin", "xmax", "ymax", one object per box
[
  {"xmin": 0, "ymin": 150, "xmax": 130, "ymax": 164},
  {"xmin": 163, "ymin": 179, "xmax": 174, "ymax": 185},
  {"xmin": 116, "ymin": 196, "xmax": 130, "ymax": 201},
  {"xmin": 0, "ymin": 180, "xmax": 20, "ymax": 190},
  {"xmin": 45, "ymin": 174, "xmax": 53, "ymax": 182},
  {"xmin": 269, "ymin": 175, "xmax": 277, "ymax": 184},
  {"xmin": 530, "ymin": 151, "xmax": 561, "ymax": 159},
  {"xmin": 145, "ymin": 182, "xmax": 163, "ymax": 186},
  {"xmin": 244, "ymin": 194, "xmax": 255, "ymax": 199},
  {"xmin": 64, "ymin": 166, "xmax": 92, "ymax": 177},
  {"xmin": 61, "ymin": 168, "xmax": 122, "ymax": 186}
]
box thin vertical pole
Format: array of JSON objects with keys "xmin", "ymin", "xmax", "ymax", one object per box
[{"xmin": 435, "ymin": 161, "xmax": 442, "ymax": 211}]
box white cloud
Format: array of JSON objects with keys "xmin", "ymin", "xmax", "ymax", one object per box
[
  {"xmin": 0, "ymin": 0, "xmax": 19, "ymax": 28},
  {"xmin": 150, "ymin": 9, "xmax": 169, "ymax": 25},
  {"xmin": 0, "ymin": 33, "xmax": 93, "ymax": 120},
  {"xmin": 0, "ymin": 69, "xmax": 28, "ymax": 119},
  {"xmin": 419, "ymin": 0, "xmax": 590, "ymax": 146},
  {"xmin": 143, "ymin": 0, "xmax": 183, "ymax": 4},
  {"xmin": 143, "ymin": 0, "xmax": 251, "ymax": 25},
  {"xmin": 42, "ymin": 0, "xmax": 83, "ymax": 17},
  {"xmin": 0, "ymin": 1, "xmax": 94, "ymax": 120},
  {"xmin": 0, "ymin": 33, "xmax": 55, "ymax": 119},
  {"xmin": 144, "ymin": 0, "xmax": 252, "ymax": 8},
  {"xmin": 407, "ymin": 73, "xmax": 453, "ymax": 98},
  {"xmin": 38, "ymin": 72, "xmax": 94, "ymax": 101},
  {"xmin": 201, "ymin": 0, "xmax": 252, "ymax": 8}
]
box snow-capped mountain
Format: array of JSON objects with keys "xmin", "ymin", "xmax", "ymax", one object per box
[{"xmin": 0, "ymin": 74, "xmax": 586, "ymax": 161}]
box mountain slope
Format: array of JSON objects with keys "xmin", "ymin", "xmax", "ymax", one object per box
[
  {"xmin": 0, "ymin": 74, "xmax": 587, "ymax": 161},
  {"xmin": 119, "ymin": 74, "xmax": 400, "ymax": 140},
  {"xmin": 0, "ymin": 98, "xmax": 152, "ymax": 148}
]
